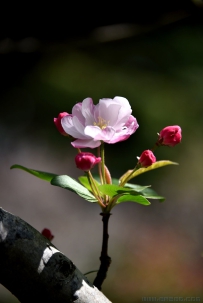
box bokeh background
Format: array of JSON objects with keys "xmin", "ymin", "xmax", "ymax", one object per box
[{"xmin": 1, "ymin": 1, "xmax": 203, "ymax": 302}]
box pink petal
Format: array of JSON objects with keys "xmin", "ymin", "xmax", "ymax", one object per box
[
  {"xmin": 81, "ymin": 98, "xmax": 95, "ymax": 125},
  {"xmin": 71, "ymin": 139, "xmax": 101, "ymax": 149}
]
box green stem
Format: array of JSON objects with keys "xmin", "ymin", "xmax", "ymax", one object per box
[
  {"xmin": 97, "ymin": 146, "xmax": 104, "ymax": 185},
  {"xmin": 100, "ymin": 142, "xmax": 106, "ymax": 185},
  {"xmin": 86, "ymin": 171, "xmax": 105, "ymax": 209},
  {"xmin": 100, "ymin": 142, "xmax": 107, "ymax": 205},
  {"xmin": 120, "ymin": 165, "xmax": 139, "ymax": 187}
]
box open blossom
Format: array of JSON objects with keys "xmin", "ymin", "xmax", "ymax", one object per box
[
  {"xmin": 158, "ymin": 125, "xmax": 182, "ymax": 147},
  {"xmin": 61, "ymin": 97, "xmax": 139, "ymax": 148},
  {"xmin": 75, "ymin": 152, "xmax": 101, "ymax": 171},
  {"xmin": 138, "ymin": 150, "xmax": 156, "ymax": 167},
  {"xmin": 54, "ymin": 112, "xmax": 70, "ymax": 136}
]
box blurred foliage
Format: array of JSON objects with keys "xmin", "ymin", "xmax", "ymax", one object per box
[{"xmin": 1, "ymin": 11, "xmax": 203, "ymax": 303}]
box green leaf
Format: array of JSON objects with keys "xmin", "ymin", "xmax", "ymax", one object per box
[
  {"xmin": 93, "ymin": 175, "xmax": 102, "ymax": 183},
  {"xmin": 141, "ymin": 188, "xmax": 165, "ymax": 202},
  {"xmin": 10, "ymin": 164, "xmax": 57, "ymax": 182},
  {"xmin": 116, "ymin": 194, "xmax": 151, "ymax": 205},
  {"xmin": 51, "ymin": 175, "xmax": 98, "ymax": 203},
  {"xmin": 125, "ymin": 183, "xmax": 165, "ymax": 202},
  {"xmin": 111, "ymin": 178, "xmax": 119, "ymax": 185},
  {"xmin": 78, "ymin": 175, "xmax": 92, "ymax": 191},
  {"xmin": 119, "ymin": 160, "xmax": 178, "ymax": 184},
  {"xmin": 78, "ymin": 175, "xmax": 100, "ymax": 192},
  {"xmin": 98, "ymin": 183, "xmax": 151, "ymax": 198},
  {"xmin": 124, "ymin": 183, "xmax": 151, "ymax": 192},
  {"xmin": 98, "ymin": 184, "xmax": 139, "ymax": 197}
]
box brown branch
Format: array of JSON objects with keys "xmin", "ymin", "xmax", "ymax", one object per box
[
  {"xmin": 93, "ymin": 213, "xmax": 112, "ymax": 290},
  {"xmin": 0, "ymin": 208, "xmax": 112, "ymax": 303}
]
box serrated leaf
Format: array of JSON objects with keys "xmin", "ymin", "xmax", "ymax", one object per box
[
  {"xmin": 119, "ymin": 160, "xmax": 178, "ymax": 185},
  {"xmin": 116, "ymin": 194, "xmax": 151, "ymax": 205},
  {"xmin": 10, "ymin": 164, "xmax": 57, "ymax": 182},
  {"xmin": 51, "ymin": 175, "xmax": 98, "ymax": 203}
]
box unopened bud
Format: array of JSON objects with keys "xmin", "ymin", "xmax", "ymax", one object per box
[
  {"xmin": 75, "ymin": 152, "xmax": 101, "ymax": 171},
  {"xmin": 41, "ymin": 228, "xmax": 54, "ymax": 241},
  {"xmin": 54, "ymin": 112, "xmax": 69, "ymax": 136},
  {"xmin": 138, "ymin": 150, "xmax": 156, "ymax": 167},
  {"xmin": 158, "ymin": 125, "xmax": 182, "ymax": 147}
]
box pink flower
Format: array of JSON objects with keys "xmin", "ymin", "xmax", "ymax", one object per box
[
  {"xmin": 61, "ymin": 97, "xmax": 139, "ymax": 148},
  {"xmin": 158, "ymin": 125, "xmax": 182, "ymax": 147},
  {"xmin": 75, "ymin": 152, "xmax": 101, "ymax": 171},
  {"xmin": 41, "ymin": 228, "xmax": 54, "ymax": 241},
  {"xmin": 138, "ymin": 150, "xmax": 156, "ymax": 167},
  {"xmin": 54, "ymin": 112, "xmax": 70, "ymax": 136}
]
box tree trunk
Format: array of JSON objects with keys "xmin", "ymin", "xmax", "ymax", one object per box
[{"xmin": 0, "ymin": 208, "xmax": 111, "ymax": 303}]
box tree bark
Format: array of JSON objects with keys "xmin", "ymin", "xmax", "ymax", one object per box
[{"xmin": 0, "ymin": 208, "xmax": 112, "ymax": 303}]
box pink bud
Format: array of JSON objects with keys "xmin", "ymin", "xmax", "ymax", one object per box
[
  {"xmin": 75, "ymin": 152, "xmax": 101, "ymax": 171},
  {"xmin": 138, "ymin": 150, "xmax": 156, "ymax": 167},
  {"xmin": 54, "ymin": 112, "xmax": 69, "ymax": 136},
  {"xmin": 158, "ymin": 125, "xmax": 182, "ymax": 147},
  {"xmin": 41, "ymin": 228, "xmax": 54, "ymax": 241}
]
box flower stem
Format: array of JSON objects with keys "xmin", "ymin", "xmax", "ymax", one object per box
[
  {"xmin": 93, "ymin": 213, "xmax": 112, "ymax": 290},
  {"xmin": 100, "ymin": 142, "xmax": 106, "ymax": 185},
  {"xmin": 120, "ymin": 164, "xmax": 139, "ymax": 187},
  {"xmin": 86, "ymin": 171, "xmax": 105, "ymax": 209},
  {"xmin": 97, "ymin": 146, "xmax": 104, "ymax": 185}
]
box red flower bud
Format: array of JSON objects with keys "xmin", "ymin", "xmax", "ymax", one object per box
[
  {"xmin": 41, "ymin": 228, "xmax": 54, "ymax": 241},
  {"xmin": 138, "ymin": 150, "xmax": 156, "ymax": 167},
  {"xmin": 158, "ymin": 125, "xmax": 182, "ymax": 147},
  {"xmin": 75, "ymin": 152, "xmax": 101, "ymax": 171},
  {"xmin": 54, "ymin": 112, "xmax": 69, "ymax": 136}
]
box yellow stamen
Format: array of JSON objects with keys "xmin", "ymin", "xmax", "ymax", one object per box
[{"xmin": 94, "ymin": 117, "xmax": 109, "ymax": 129}]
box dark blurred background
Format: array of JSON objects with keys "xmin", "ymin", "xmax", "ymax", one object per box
[{"xmin": 1, "ymin": 1, "xmax": 203, "ymax": 302}]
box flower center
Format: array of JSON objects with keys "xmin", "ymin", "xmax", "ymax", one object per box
[{"xmin": 94, "ymin": 117, "xmax": 109, "ymax": 129}]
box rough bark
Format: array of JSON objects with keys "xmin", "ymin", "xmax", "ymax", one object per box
[{"xmin": 0, "ymin": 208, "xmax": 112, "ymax": 303}]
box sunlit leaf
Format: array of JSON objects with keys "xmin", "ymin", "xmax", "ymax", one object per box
[
  {"xmin": 98, "ymin": 183, "xmax": 152, "ymax": 198},
  {"xmin": 124, "ymin": 183, "xmax": 151, "ymax": 192},
  {"xmin": 125, "ymin": 183, "xmax": 165, "ymax": 202},
  {"xmin": 119, "ymin": 160, "xmax": 178, "ymax": 185},
  {"xmin": 98, "ymin": 184, "xmax": 139, "ymax": 197},
  {"xmin": 116, "ymin": 194, "xmax": 151, "ymax": 205},
  {"xmin": 51, "ymin": 175, "xmax": 98, "ymax": 203},
  {"xmin": 10, "ymin": 164, "xmax": 57, "ymax": 182},
  {"xmin": 78, "ymin": 175, "xmax": 100, "ymax": 192}
]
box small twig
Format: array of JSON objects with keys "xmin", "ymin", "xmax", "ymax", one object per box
[
  {"xmin": 93, "ymin": 213, "xmax": 112, "ymax": 290},
  {"xmin": 84, "ymin": 270, "xmax": 99, "ymax": 276}
]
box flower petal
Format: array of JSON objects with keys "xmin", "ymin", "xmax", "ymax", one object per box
[
  {"xmin": 71, "ymin": 139, "xmax": 101, "ymax": 149},
  {"xmin": 61, "ymin": 96, "xmax": 139, "ymax": 148},
  {"xmin": 81, "ymin": 98, "xmax": 95, "ymax": 125},
  {"xmin": 62, "ymin": 115, "xmax": 87, "ymax": 139},
  {"xmin": 72, "ymin": 102, "xmax": 85, "ymax": 125},
  {"xmin": 106, "ymin": 115, "xmax": 139, "ymax": 144},
  {"xmin": 84, "ymin": 125, "xmax": 103, "ymax": 138},
  {"xmin": 97, "ymin": 127, "xmax": 116, "ymax": 141}
]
